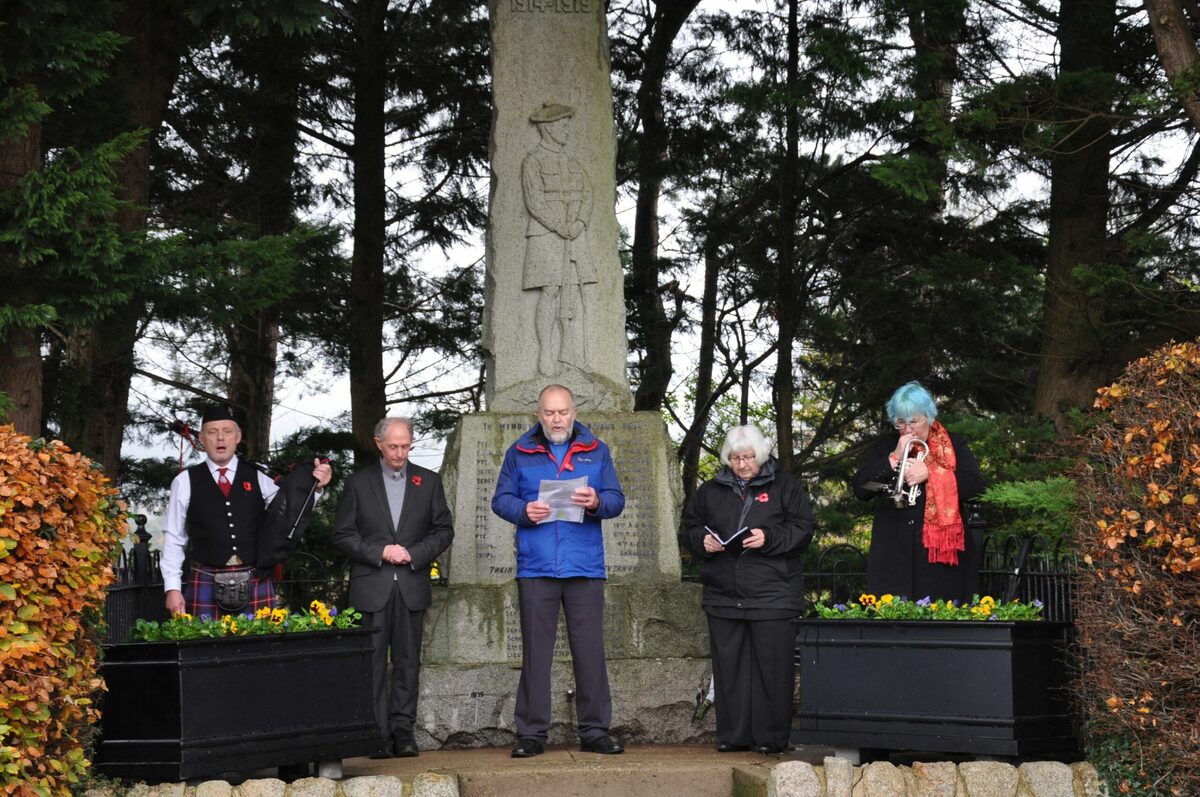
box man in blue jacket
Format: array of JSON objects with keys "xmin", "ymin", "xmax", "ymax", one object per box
[{"xmin": 491, "ymin": 384, "xmax": 626, "ymax": 758}]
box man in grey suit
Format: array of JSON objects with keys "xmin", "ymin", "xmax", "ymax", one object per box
[{"xmin": 333, "ymin": 417, "xmax": 454, "ymax": 758}]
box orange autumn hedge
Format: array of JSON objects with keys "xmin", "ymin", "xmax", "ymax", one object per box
[
  {"xmin": 1074, "ymin": 340, "xmax": 1200, "ymax": 793},
  {"xmin": 0, "ymin": 426, "xmax": 126, "ymax": 796}
]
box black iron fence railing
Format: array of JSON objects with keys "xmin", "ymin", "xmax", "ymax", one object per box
[{"xmin": 107, "ymin": 511, "xmax": 1078, "ymax": 643}]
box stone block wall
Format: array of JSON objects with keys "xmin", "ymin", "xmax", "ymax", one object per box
[
  {"xmin": 757, "ymin": 759, "xmax": 1106, "ymax": 797},
  {"xmin": 86, "ymin": 758, "xmax": 1109, "ymax": 797}
]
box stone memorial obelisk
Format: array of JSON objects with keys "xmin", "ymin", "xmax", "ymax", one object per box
[{"xmin": 417, "ymin": 0, "xmax": 711, "ymax": 747}]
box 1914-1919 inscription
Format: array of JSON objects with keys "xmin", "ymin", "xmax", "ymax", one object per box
[{"xmin": 511, "ymin": 0, "xmax": 593, "ymax": 11}]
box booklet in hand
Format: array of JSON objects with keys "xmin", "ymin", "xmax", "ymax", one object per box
[{"xmin": 705, "ymin": 525, "xmax": 748, "ymax": 546}]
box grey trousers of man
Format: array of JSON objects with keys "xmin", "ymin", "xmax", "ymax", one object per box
[
  {"xmin": 515, "ymin": 576, "xmax": 611, "ymax": 742},
  {"xmin": 364, "ymin": 580, "xmax": 424, "ymax": 738}
]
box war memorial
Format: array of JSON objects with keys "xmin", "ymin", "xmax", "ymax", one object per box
[{"xmin": 421, "ymin": 0, "xmax": 711, "ymax": 748}]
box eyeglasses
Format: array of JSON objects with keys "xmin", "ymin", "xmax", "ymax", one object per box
[
  {"xmin": 893, "ymin": 417, "xmax": 927, "ymax": 430},
  {"xmin": 729, "ymin": 454, "xmax": 757, "ymax": 464}
]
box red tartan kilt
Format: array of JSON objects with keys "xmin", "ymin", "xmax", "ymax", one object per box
[{"xmin": 185, "ymin": 564, "xmax": 276, "ymax": 619}]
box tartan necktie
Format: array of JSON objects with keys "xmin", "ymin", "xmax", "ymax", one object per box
[{"xmin": 217, "ymin": 467, "xmax": 231, "ymax": 498}]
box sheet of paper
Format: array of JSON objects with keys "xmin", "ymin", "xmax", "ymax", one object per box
[{"xmin": 537, "ymin": 476, "xmax": 588, "ymax": 524}]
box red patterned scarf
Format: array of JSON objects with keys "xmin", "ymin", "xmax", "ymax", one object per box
[{"xmin": 921, "ymin": 421, "xmax": 964, "ymax": 565}]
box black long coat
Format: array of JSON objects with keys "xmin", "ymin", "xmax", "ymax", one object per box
[
  {"xmin": 850, "ymin": 430, "xmax": 985, "ymax": 603},
  {"xmin": 683, "ymin": 458, "xmax": 816, "ymax": 617}
]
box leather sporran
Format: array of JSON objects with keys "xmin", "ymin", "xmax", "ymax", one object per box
[{"xmin": 212, "ymin": 569, "xmax": 252, "ymax": 612}]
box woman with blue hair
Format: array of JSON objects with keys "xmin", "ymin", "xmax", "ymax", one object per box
[{"xmin": 851, "ymin": 382, "xmax": 985, "ymax": 602}]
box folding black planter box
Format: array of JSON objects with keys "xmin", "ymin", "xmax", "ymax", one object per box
[
  {"xmin": 794, "ymin": 619, "xmax": 1076, "ymax": 757},
  {"xmin": 97, "ymin": 628, "xmax": 378, "ymax": 781}
]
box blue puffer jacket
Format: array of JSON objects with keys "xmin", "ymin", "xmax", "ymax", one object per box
[{"xmin": 491, "ymin": 421, "xmax": 625, "ymax": 578}]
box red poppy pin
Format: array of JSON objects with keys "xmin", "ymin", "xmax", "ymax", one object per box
[
  {"xmin": 242, "ymin": 481, "xmax": 253, "ymax": 492},
  {"xmin": 756, "ymin": 492, "xmax": 769, "ymax": 503},
  {"xmin": 411, "ymin": 475, "xmax": 422, "ymax": 487}
]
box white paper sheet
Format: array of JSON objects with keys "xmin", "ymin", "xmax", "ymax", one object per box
[{"xmin": 537, "ymin": 476, "xmax": 588, "ymax": 523}]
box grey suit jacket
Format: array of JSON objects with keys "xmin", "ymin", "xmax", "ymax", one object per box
[{"xmin": 332, "ymin": 461, "xmax": 454, "ymax": 613}]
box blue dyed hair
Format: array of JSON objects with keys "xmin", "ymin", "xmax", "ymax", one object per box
[{"xmin": 886, "ymin": 381, "xmax": 938, "ymax": 424}]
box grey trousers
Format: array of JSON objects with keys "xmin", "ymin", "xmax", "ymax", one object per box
[
  {"xmin": 515, "ymin": 577, "xmax": 611, "ymax": 742},
  {"xmin": 364, "ymin": 580, "xmax": 424, "ymax": 738}
]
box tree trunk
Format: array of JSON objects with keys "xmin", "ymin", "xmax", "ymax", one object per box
[
  {"xmin": 226, "ymin": 314, "xmax": 280, "ymax": 460},
  {"xmin": 904, "ymin": 0, "xmax": 966, "ymax": 210},
  {"xmin": 0, "ymin": 120, "xmax": 44, "ymax": 435},
  {"xmin": 680, "ymin": 238, "xmax": 721, "ymax": 503},
  {"xmin": 226, "ymin": 30, "xmax": 304, "ymax": 459},
  {"xmin": 630, "ymin": 1, "xmax": 700, "ymax": 412},
  {"xmin": 1033, "ymin": 0, "xmax": 1116, "ymax": 427},
  {"xmin": 773, "ymin": 0, "xmax": 800, "ymax": 471},
  {"xmin": 348, "ymin": 0, "xmax": 388, "ymax": 465},
  {"xmin": 58, "ymin": 0, "xmax": 184, "ymax": 477},
  {"xmin": 1144, "ymin": 0, "xmax": 1200, "ymax": 134}
]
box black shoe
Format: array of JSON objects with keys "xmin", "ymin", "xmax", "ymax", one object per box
[
  {"xmin": 368, "ymin": 737, "xmax": 394, "ymax": 759},
  {"xmin": 716, "ymin": 742, "xmax": 751, "ymax": 753},
  {"xmin": 391, "ymin": 729, "xmax": 420, "ymax": 758},
  {"xmin": 511, "ymin": 737, "xmax": 545, "ymax": 758},
  {"xmin": 580, "ymin": 734, "xmax": 624, "ymax": 754},
  {"xmin": 754, "ymin": 743, "xmax": 785, "ymax": 755}
]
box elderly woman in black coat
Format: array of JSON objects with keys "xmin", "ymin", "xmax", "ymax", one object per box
[
  {"xmin": 851, "ymin": 381, "xmax": 986, "ymax": 603},
  {"xmin": 683, "ymin": 424, "xmax": 815, "ymax": 755}
]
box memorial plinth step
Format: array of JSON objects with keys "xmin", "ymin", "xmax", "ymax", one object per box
[{"xmin": 339, "ymin": 744, "xmax": 828, "ymax": 797}]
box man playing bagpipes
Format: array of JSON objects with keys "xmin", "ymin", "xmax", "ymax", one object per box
[{"xmin": 161, "ymin": 403, "xmax": 333, "ymax": 618}]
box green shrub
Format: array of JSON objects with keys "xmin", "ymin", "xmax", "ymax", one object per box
[{"xmin": 978, "ymin": 475, "xmax": 1076, "ymax": 547}]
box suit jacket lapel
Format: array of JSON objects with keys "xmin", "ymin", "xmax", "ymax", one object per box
[
  {"xmin": 394, "ymin": 469, "xmax": 416, "ymax": 539},
  {"xmin": 366, "ymin": 468, "xmax": 398, "ymax": 537}
]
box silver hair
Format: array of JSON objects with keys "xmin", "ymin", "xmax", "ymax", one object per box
[
  {"xmin": 719, "ymin": 424, "xmax": 773, "ymax": 467},
  {"xmin": 373, "ymin": 416, "xmax": 414, "ymax": 440}
]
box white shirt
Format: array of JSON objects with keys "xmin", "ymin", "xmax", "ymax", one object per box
[{"xmin": 160, "ymin": 456, "xmax": 279, "ymax": 593}]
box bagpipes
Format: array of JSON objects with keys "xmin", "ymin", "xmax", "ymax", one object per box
[
  {"xmin": 252, "ymin": 457, "xmax": 330, "ymax": 570},
  {"xmin": 172, "ymin": 418, "xmax": 329, "ymax": 570}
]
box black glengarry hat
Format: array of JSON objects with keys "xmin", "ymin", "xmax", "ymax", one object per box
[{"xmin": 201, "ymin": 403, "xmax": 238, "ymax": 426}]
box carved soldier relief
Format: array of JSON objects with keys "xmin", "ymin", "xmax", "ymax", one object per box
[{"xmin": 521, "ymin": 102, "xmax": 595, "ymax": 375}]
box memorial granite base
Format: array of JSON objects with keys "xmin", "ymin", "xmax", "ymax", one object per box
[
  {"xmin": 418, "ymin": 658, "xmax": 714, "ymax": 748},
  {"xmin": 416, "ymin": 582, "xmax": 713, "ymax": 746}
]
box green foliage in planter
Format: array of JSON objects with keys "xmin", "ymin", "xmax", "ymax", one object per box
[
  {"xmin": 127, "ymin": 601, "xmax": 361, "ymax": 642},
  {"xmin": 812, "ymin": 593, "xmax": 1044, "ymax": 621}
]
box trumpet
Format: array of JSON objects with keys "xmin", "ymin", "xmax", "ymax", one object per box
[{"xmin": 891, "ymin": 438, "xmax": 929, "ymax": 508}]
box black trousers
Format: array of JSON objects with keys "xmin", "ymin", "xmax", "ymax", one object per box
[
  {"xmin": 364, "ymin": 580, "xmax": 424, "ymax": 738},
  {"xmin": 707, "ymin": 614, "xmax": 797, "ymax": 749},
  {"xmin": 515, "ymin": 577, "xmax": 612, "ymax": 742}
]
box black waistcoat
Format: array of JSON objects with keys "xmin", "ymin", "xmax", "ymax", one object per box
[{"xmin": 186, "ymin": 461, "xmax": 265, "ymax": 566}]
